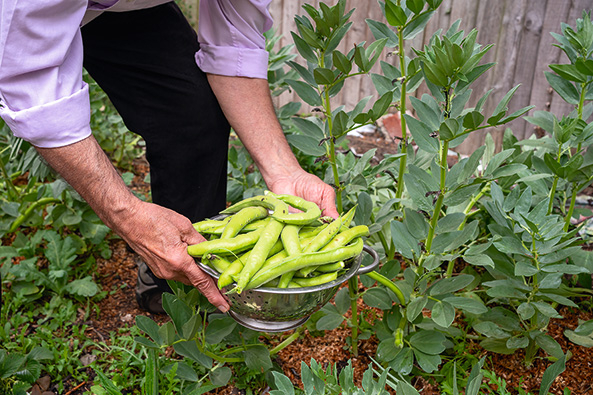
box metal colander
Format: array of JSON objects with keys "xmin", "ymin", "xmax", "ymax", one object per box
[{"xmin": 195, "ymin": 245, "xmax": 379, "ymax": 332}]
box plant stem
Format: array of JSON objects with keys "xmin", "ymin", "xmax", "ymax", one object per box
[
  {"xmin": 269, "ymin": 326, "xmax": 304, "ymax": 355},
  {"xmin": 425, "ymin": 140, "xmax": 449, "ymax": 254},
  {"xmin": 8, "ymin": 197, "xmax": 61, "ymax": 233},
  {"xmin": 320, "ymin": 52, "xmax": 343, "ymax": 213},
  {"xmin": 364, "ymin": 271, "xmax": 406, "ymax": 305},
  {"xmin": 564, "ymin": 81, "xmax": 587, "ymax": 230},
  {"xmin": 0, "ymin": 150, "xmax": 20, "ymax": 201},
  {"xmin": 548, "ymin": 144, "xmax": 563, "ymax": 215},
  {"xmin": 348, "ymin": 276, "xmax": 359, "ymax": 356},
  {"xmin": 394, "ymin": 27, "xmax": 408, "ymax": 206}
]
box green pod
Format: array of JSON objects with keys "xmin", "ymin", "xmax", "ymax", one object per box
[
  {"xmin": 307, "ymin": 260, "xmax": 344, "ymax": 273},
  {"xmin": 245, "ymin": 237, "xmax": 364, "ymax": 290},
  {"xmin": 321, "ymin": 225, "xmax": 369, "ymax": 251},
  {"xmin": 242, "ymin": 217, "xmax": 271, "ymax": 232},
  {"xmin": 202, "ymin": 253, "xmax": 231, "ymax": 274},
  {"xmin": 266, "ymin": 191, "xmax": 322, "ymax": 225},
  {"xmin": 280, "ymin": 224, "xmax": 302, "ymax": 256},
  {"xmin": 292, "ymin": 272, "xmax": 338, "ymax": 287},
  {"xmin": 192, "ymin": 216, "xmax": 231, "ymax": 233},
  {"xmin": 217, "ymin": 239, "xmax": 284, "ymax": 289},
  {"xmin": 298, "ymin": 209, "xmax": 360, "ymax": 277},
  {"xmin": 302, "ymin": 206, "xmax": 356, "ymax": 254},
  {"xmin": 221, "ymin": 194, "xmax": 289, "ymax": 217},
  {"xmin": 234, "ymin": 218, "xmax": 285, "ymax": 293},
  {"xmin": 221, "ymin": 206, "xmax": 269, "ymax": 239},
  {"xmin": 187, "ymin": 228, "xmax": 263, "ymax": 257},
  {"xmin": 298, "ymin": 223, "xmax": 329, "ymax": 239},
  {"xmin": 256, "ymin": 235, "xmax": 314, "ymax": 275}
]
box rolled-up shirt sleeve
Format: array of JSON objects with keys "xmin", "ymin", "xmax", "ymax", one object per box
[
  {"xmin": 196, "ymin": 0, "xmax": 273, "ymax": 79},
  {"xmin": 0, "ymin": 1, "xmax": 91, "ymax": 148}
]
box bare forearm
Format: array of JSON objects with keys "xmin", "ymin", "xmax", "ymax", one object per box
[
  {"xmin": 206, "ymin": 74, "xmax": 301, "ymax": 184},
  {"xmin": 36, "ymin": 136, "xmax": 139, "ymax": 230},
  {"xmin": 35, "ymin": 135, "xmax": 139, "ymax": 232},
  {"xmin": 206, "ymin": 74, "xmax": 339, "ymax": 218}
]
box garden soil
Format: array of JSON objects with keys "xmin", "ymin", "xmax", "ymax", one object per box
[{"xmin": 22, "ymin": 130, "xmax": 593, "ymax": 394}]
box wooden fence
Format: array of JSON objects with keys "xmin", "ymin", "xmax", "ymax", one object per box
[{"xmin": 182, "ymin": 0, "xmax": 593, "ymax": 154}]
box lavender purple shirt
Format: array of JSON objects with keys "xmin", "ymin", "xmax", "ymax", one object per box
[{"xmin": 0, "ymin": 0, "xmax": 273, "ymax": 148}]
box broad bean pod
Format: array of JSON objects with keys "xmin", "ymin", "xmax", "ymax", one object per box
[
  {"xmin": 293, "ymin": 272, "xmax": 338, "ymax": 287},
  {"xmin": 244, "ymin": 237, "xmax": 364, "ymax": 290},
  {"xmin": 265, "ymin": 191, "xmax": 322, "ymax": 225},
  {"xmin": 187, "ymin": 227, "xmax": 263, "ymax": 257},
  {"xmin": 221, "ymin": 206, "xmax": 269, "ymax": 239},
  {"xmin": 221, "ymin": 194, "xmax": 289, "ymax": 217},
  {"xmin": 234, "ymin": 218, "xmax": 285, "ymax": 293}
]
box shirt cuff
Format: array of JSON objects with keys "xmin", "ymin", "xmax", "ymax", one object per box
[
  {"xmin": 195, "ymin": 44, "xmax": 269, "ymax": 79},
  {"xmin": 0, "ymin": 83, "xmax": 92, "ymax": 148}
]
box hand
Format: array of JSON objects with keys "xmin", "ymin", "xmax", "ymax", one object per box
[
  {"xmin": 267, "ymin": 170, "xmax": 339, "ymax": 219},
  {"xmin": 117, "ymin": 200, "xmax": 230, "ymax": 313}
]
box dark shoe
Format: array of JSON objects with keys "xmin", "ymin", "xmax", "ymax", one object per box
[{"xmin": 135, "ymin": 259, "xmax": 171, "ymax": 314}]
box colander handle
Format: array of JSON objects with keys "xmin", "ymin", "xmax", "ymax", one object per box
[{"xmin": 356, "ymin": 245, "xmax": 380, "ymax": 275}]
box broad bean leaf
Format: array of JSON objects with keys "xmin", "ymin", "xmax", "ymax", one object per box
[
  {"xmin": 244, "ymin": 345, "xmax": 273, "ymax": 372},
  {"xmin": 136, "ymin": 316, "xmax": 163, "ymax": 346},
  {"xmin": 405, "ymin": 114, "xmax": 439, "ymax": 154},
  {"xmin": 409, "ymin": 330, "xmax": 446, "ymax": 355},
  {"xmin": 388, "ymin": 347, "xmax": 414, "ymax": 375},
  {"xmin": 428, "ymin": 274, "xmax": 474, "ymax": 296},
  {"xmin": 545, "ymin": 72, "xmax": 580, "ymax": 105},
  {"xmin": 431, "ymin": 300, "xmax": 455, "ymax": 327},
  {"xmin": 173, "ymin": 340, "xmax": 212, "ymax": 369},
  {"xmin": 286, "ymin": 80, "xmax": 322, "ymax": 106},
  {"xmin": 205, "ymin": 317, "xmax": 237, "ymax": 344},
  {"xmin": 162, "ymin": 293, "xmax": 193, "ymax": 335},
  {"xmin": 535, "ymin": 333, "xmax": 564, "ymax": 358},
  {"xmin": 391, "ymin": 220, "xmax": 420, "ymax": 259},
  {"xmin": 539, "ymin": 356, "xmax": 566, "ymax": 395},
  {"xmin": 413, "ymin": 349, "xmax": 441, "ymax": 373},
  {"xmin": 363, "ymin": 287, "xmax": 395, "ymax": 310},
  {"xmin": 377, "ymin": 336, "xmax": 402, "ymax": 362},
  {"xmin": 407, "ymin": 295, "xmax": 428, "ymax": 321},
  {"xmin": 270, "ymin": 371, "xmax": 296, "ymax": 395},
  {"xmin": 443, "ymin": 296, "xmax": 487, "ymax": 314},
  {"xmin": 210, "ymin": 366, "xmax": 232, "ymax": 387}
]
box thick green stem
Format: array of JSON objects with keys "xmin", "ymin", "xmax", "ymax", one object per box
[
  {"xmin": 269, "ymin": 326, "xmax": 304, "ymax": 355},
  {"xmin": 425, "ymin": 140, "xmax": 449, "ymax": 254},
  {"xmin": 0, "ymin": 150, "xmax": 20, "ymax": 201},
  {"xmin": 394, "ymin": 25, "xmax": 408, "ymax": 205},
  {"xmin": 319, "ymin": 49, "xmax": 343, "ymax": 213},
  {"xmin": 348, "ymin": 276, "xmax": 359, "ymax": 356},
  {"xmin": 548, "ymin": 144, "xmax": 563, "ymax": 215},
  {"xmin": 564, "ymin": 81, "xmax": 587, "ymax": 230},
  {"xmin": 565, "ymin": 188, "xmax": 578, "ymax": 231},
  {"xmin": 458, "ymin": 183, "xmax": 490, "ymax": 230},
  {"xmin": 8, "ymin": 197, "xmax": 61, "ymax": 233},
  {"xmin": 364, "ymin": 271, "xmax": 406, "ymax": 305}
]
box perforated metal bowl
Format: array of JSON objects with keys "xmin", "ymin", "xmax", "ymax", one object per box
[{"xmin": 196, "ymin": 245, "xmax": 379, "ymax": 332}]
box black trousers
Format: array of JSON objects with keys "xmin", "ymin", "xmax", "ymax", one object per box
[{"xmin": 81, "ymin": 2, "xmax": 231, "ymax": 287}]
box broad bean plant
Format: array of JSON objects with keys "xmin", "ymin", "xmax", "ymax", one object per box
[{"xmin": 281, "ymin": 0, "xmax": 593, "ymax": 387}]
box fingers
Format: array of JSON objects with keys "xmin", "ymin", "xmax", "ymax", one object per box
[
  {"xmin": 183, "ymin": 261, "xmax": 230, "ymax": 313},
  {"xmin": 319, "ymin": 191, "xmax": 339, "ymax": 219}
]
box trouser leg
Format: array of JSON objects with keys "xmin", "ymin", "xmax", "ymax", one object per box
[
  {"xmin": 81, "ymin": 3, "xmax": 231, "ymax": 302},
  {"xmin": 81, "ymin": 2, "xmax": 230, "ymax": 222}
]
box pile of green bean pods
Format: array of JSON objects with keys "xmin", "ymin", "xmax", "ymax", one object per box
[{"xmin": 187, "ymin": 191, "xmax": 369, "ymax": 294}]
